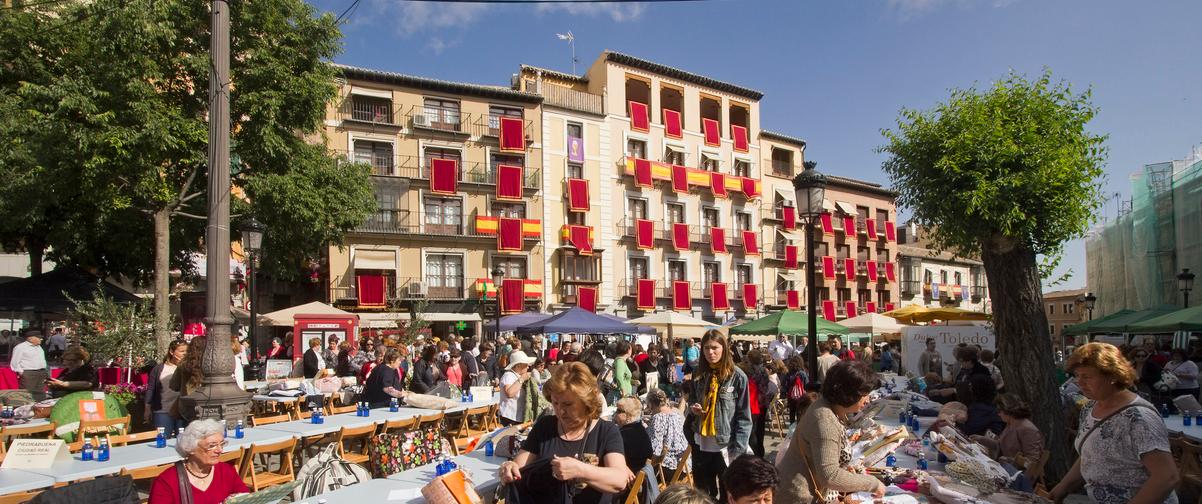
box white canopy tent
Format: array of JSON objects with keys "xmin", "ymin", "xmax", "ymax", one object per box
[
  {"xmin": 628, "ymin": 311, "xmax": 720, "ymax": 342},
  {"xmin": 257, "ymin": 301, "xmax": 354, "ymax": 327},
  {"xmin": 839, "ymin": 312, "xmax": 906, "ymax": 335}
]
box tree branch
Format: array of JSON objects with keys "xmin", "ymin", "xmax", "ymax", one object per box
[{"xmin": 173, "ymin": 212, "xmax": 206, "ymax": 220}]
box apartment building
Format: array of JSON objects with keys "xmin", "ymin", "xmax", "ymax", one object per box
[
  {"xmin": 322, "ymin": 64, "xmax": 545, "ymax": 338},
  {"xmin": 1044, "ymin": 288, "xmax": 1086, "ymax": 346},
  {"xmin": 896, "ymin": 222, "xmax": 991, "ymax": 313}
]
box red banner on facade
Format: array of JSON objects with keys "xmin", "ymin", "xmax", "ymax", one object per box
[
  {"xmin": 822, "ymin": 300, "xmax": 836, "ymax": 321},
  {"xmin": 867, "ymin": 260, "xmax": 878, "ymax": 280},
  {"xmin": 742, "ymin": 231, "xmax": 759, "ymax": 255},
  {"xmin": 663, "ymin": 109, "xmax": 682, "ymax": 139},
  {"xmin": 711, "ymin": 228, "xmax": 727, "ymax": 254},
  {"xmin": 885, "ymin": 262, "xmax": 896, "ymax": 282},
  {"xmin": 787, "ymin": 290, "xmax": 800, "ymax": 310},
  {"xmin": 673, "ymin": 281, "xmax": 692, "ymax": 311},
  {"xmin": 743, "ymin": 284, "xmax": 758, "ymax": 309},
  {"xmin": 672, "ymin": 223, "xmax": 690, "ymax": 251},
  {"xmin": 731, "ymin": 125, "xmax": 749, "ymax": 152},
  {"xmin": 865, "ymin": 301, "xmax": 877, "ymax": 314},
  {"xmin": 843, "ymin": 216, "xmax": 856, "ymax": 235},
  {"xmin": 711, "ymin": 172, "xmax": 727, "ymax": 198},
  {"xmin": 866, "ymin": 219, "xmax": 878, "ymax": 239},
  {"xmin": 578, "ymin": 287, "xmax": 597, "ymax": 313},
  {"xmin": 712, "ymin": 283, "xmax": 730, "ymax": 311},
  {"xmin": 820, "ymin": 212, "xmax": 834, "ymax": 234},
  {"xmin": 672, "ymin": 165, "xmax": 689, "ymax": 194},
  {"xmin": 499, "ymin": 117, "xmax": 525, "ymax": 152},
  {"xmin": 702, "ymin": 118, "xmax": 720, "ymax": 146},
  {"xmin": 500, "ymin": 279, "xmax": 524, "ymax": 314},
  {"xmin": 357, "ymin": 274, "xmax": 385, "ymax": 307},
  {"xmin": 822, "ymin": 256, "xmax": 836, "ymax": 280},
  {"xmin": 496, "ymin": 164, "xmax": 523, "ymax": 201},
  {"xmin": 430, "ymin": 158, "xmax": 458, "ymax": 196},
  {"xmin": 636, "ymin": 219, "xmax": 654, "ymax": 250},
  {"xmin": 629, "ymin": 101, "xmax": 649, "ymax": 132},
  {"xmin": 785, "ymin": 245, "xmax": 799, "ymax": 269},
  {"xmin": 742, "ymin": 177, "xmax": 759, "ymax": 198},
  {"xmin": 637, "ymin": 279, "xmax": 656, "ymax": 310},
  {"xmin": 566, "ymin": 178, "xmax": 589, "ymax": 212},
  {"xmin": 569, "ymin": 225, "xmax": 593, "ymax": 256},
  {"xmin": 782, "ymin": 206, "xmax": 796, "ymax": 230},
  {"xmin": 845, "ymin": 301, "xmax": 858, "ymax": 318},
  {"xmin": 844, "ymin": 258, "xmax": 856, "ymax": 280},
  {"xmin": 885, "ymin": 221, "xmax": 896, "ymax": 241},
  {"xmin": 498, "ymin": 218, "xmax": 523, "ymax": 251},
  {"xmin": 635, "ymin": 158, "xmax": 653, "ymax": 188}
]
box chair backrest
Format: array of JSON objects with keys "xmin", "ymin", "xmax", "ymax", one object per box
[
  {"xmin": 1178, "ymin": 439, "xmax": 1202, "ymax": 480},
  {"xmin": 77, "ymin": 415, "xmax": 130, "ymax": 439},
  {"xmin": 443, "ymin": 410, "xmax": 468, "ymax": 439},
  {"xmin": 250, "ymin": 413, "xmax": 291, "ymax": 426},
  {"xmin": 219, "ymin": 447, "xmax": 245, "ymax": 468},
  {"xmin": 240, "ymin": 438, "xmax": 297, "ymax": 489},
  {"xmin": 669, "ymin": 446, "xmax": 692, "ymax": 485},
  {"xmin": 110, "ymin": 430, "xmax": 159, "ymax": 447},
  {"xmin": 380, "ymin": 416, "xmax": 417, "ymax": 434},
  {"xmin": 328, "ymin": 404, "xmax": 357, "ymax": 415},
  {"xmin": 624, "ymin": 468, "xmax": 647, "ymax": 504},
  {"xmin": 119, "ymin": 461, "xmax": 174, "ymax": 481},
  {"xmin": 1, "ymin": 421, "xmax": 57, "ymax": 441},
  {"xmin": 336, "ymin": 424, "xmax": 377, "ymax": 458},
  {"xmin": 1025, "ymin": 449, "xmax": 1053, "ymax": 483},
  {"xmin": 417, "ymin": 412, "xmax": 444, "ymax": 431}
]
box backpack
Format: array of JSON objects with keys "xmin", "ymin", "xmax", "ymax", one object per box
[
  {"xmin": 789, "ymin": 375, "xmax": 806, "ymax": 401},
  {"xmin": 294, "ymin": 443, "xmax": 372, "ymax": 500}
]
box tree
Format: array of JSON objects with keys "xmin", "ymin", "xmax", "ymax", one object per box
[
  {"xmin": 66, "ymin": 290, "xmax": 163, "ymax": 371},
  {"xmin": 879, "ymin": 71, "xmax": 1107, "ymax": 479},
  {"xmin": 0, "ymin": 0, "xmax": 375, "ymax": 353}
]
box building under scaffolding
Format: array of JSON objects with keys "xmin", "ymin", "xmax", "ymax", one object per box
[{"xmin": 1086, "ymin": 147, "xmax": 1202, "ymax": 317}]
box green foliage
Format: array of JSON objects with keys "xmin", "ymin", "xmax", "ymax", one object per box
[
  {"xmin": 66, "ymin": 290, "xmax": 163, "ymax": 368},
  {"xmin": 879, "ymin": 70, "xmax": 1107, "ymax": 258}
]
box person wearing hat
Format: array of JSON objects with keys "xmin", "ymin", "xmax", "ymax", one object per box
[
  {"xmin": 11, "ymin": 330, "xmax": 49, "ymax": 400},
  {"xmin": 499, "ymin": 350, "xmax": 536, "ymax": 426}
]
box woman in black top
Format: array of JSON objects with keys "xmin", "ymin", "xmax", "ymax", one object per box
[
  {"xmin": 47, "ymin": 347, "xmax": 97, "ymax": 398},
  {"xmin": 613, "ymin": 397, "xmax": 653, "ymax": 473},
  {"xmin": 498, "ymin": 362, "xmax": 630, "ymax": 504},
  {"xmin": 409, "ymin": 344, "xmax": 443, "ymax": 393},
  {"xmin": 364, "ymin": 350, "xmax": 408, "ymax": 407}
]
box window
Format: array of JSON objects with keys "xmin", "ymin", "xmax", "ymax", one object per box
[
  {"xmin": 700, "ymin": 96, "xmax": 722, "ymax": 134},
  {"xmin": 953, "ymin": 271, "xmax": 962, "ymax": 285},
  {"xmin": 422, "ymin": 98, "xmax": 460, "ymax": 131},
  {"xmin": 566, "ymin": 122, "xmax": 584, "ymax": 174},
  {"xmin": 877, "ymin": 249, "xmax": 890, "ymax": 263},
  {"xmin": 733, "ymin": 160, "xmax": 750, "ymax": 178},
  {"xmin": 353, "ymin": 140, "xmax": 394, "ymax": 176},
  {"xmin": 566, "ymin": 212, "xmax": 586, "ymax": 225},
  {"xmin": 489, "ymin": 153, "xmax": 524, "ymax": 183},
  {"xmin": 858, "ymin": 289, "xmax": 872, "ymax": 305},
  {"xmin": 660, "ymin": 86, "xmax": 684, "ymax": 125},
  {"xmin": 666, "ymin": 203, "xmax": 686, "ymax": 224},
  {"xmin": 567, "ymin": 163, "xmax": 583, "ymax": 179},
  {"xmin": 1048, "ymin": 304, "xmax": 1056, "ymax": 315},
  {"xmin": 1050, "ymin": 324, "xmax": 1056, "ymax": 335},
  {"xmin": 877, "ymin": 290, "xmax": 891, "ymax": 306},
  {"xmin": 700, "ymin": 153, "xmax": 720, "ymax": 172},
  {"xmin": 626, "ymin": 138, "xmax": 647, "ymax": 159},
  {"xmin": 664, "ymin": 146, "xmax": 685, "ymax": 165},
  {"xmin": 625, "ymin": 76, "xmax": 651, "ymax": 112},
  {"xmin": 629, "ymin": 257, "xmax": 649, "ymax": 281},
  {"xmin": 424, "ymin": 147, "xmax": 462, "ymax": 167},
  {"xmin": 923, "ymin": 269, "xmax": 933, "ymax": 283},
  {"xmin": 875, "ymin": 209, "xmax": 888, "ymax": 229},
  {"xmin": 735, "ymin": 212, "xmax": 752, "ymax": 231},
  {"xmin": 425, "ymin": 254, "xmax": 464, "ymax": 298},
  {"xmin": 491, "ymin": 202, "xmax": 525, "ymax": 219},
  {"xmin": 855, "ymin": 246, "xmax": 868, "ymax": 261},
  {"xmin": 771, "ymin": 148, "xmax": 793, "ymax": 177},
  {"xmin": 629, "ymin": 198, "xmax": 649, "ymax": 220},
  {"xmin": 736, "ymin": 264, "xmax": 753, "ymax": 288},
  {"xmin": 488, "ymin": 105, "xmax": 523, "ymax": 132},
  {"xmin": 566, "ymin": 122, "xmax": 583, "ymax": 140},
  {"xmin": 492, "ymin": 256, "xmax": 527, "ymax": 279},
  {"xmin": 815, "ymin": 242, "xmax": 829, "ymax": 258},
  {"xmin": 857, "ymin": 206, "xmax": 870, "ymax": 226},
  {"xmin": 837, "ymin": 245, "xmax": 851, "ymax": 260},
  {"xmin": 702, "ymin": 208, "xmax": 720, "ymax": 231},
  {"xmin": 837, "ymin": 288, "xmax": 851, "ymax": 305},
  {"xmin": 351, "ymin": 95, "xmax": 392, "ymax": 123},
  {"xmin": 667, "ymin": 260, "xmax": 687, "ymax": 282},
  {"xmin": 1066, "ymin": 303, "xmax": 1074, "ymax": 314},
  {"xmin": 562, "ymin": 252, "xmax": 600, "ymax": 282},
  {"xmin": 775, "ymin": 275, "xmax": 795, "ymax": 294},
  {"xmin": 703, "ymin": 262, "xmax": 720, "ymax": 285},
  {"xmin": 423, "ymin": 196, "xmax": 462, "ymax": 234},
  {"xmin": 940, "ymin": 270, "xmax": 949, "ymax": 284}
]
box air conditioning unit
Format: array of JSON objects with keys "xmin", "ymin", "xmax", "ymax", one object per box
[
  {"xmin": 407, "ymin": 281, "xmax": 427, "ymax": 297},
  {"xmin": 412, "ymin": 114, "xmax": 431, "ymax": 128}
]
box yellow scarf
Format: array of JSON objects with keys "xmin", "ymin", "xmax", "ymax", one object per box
[{"xmin": 699, "ymin": 374, "xmax": 719, "ymax": 437}]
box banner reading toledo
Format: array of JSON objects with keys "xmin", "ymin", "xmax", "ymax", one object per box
[{"xmin": 900, "ymin": 324, "xmax": 995, "ymax": 380}]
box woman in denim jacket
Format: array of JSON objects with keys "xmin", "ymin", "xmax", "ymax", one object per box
[{"xmin": 687, "ymin": 330, "xmax": 752, "ymax": 501}]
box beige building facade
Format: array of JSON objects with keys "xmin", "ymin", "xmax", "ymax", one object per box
[
  {"xmin": 1044, "ymin": 288, "xmax": 1087, "ymax": 345},
  {"xmin": 896, "ymin": 222, "xmax": 991, "ymax": 313}
]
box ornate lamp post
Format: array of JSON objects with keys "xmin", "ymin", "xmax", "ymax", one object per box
[
  {"xmin": 492, "ymin": 266, "xmax": 505, "ymax": 343},
  {"xmin": 1082, "ymin": 292, "xmax": 1097, "ymax": 321},
  {"xmin": 240, "ymin": 217, "xmax": 265, "ymax": 380},
  {"xmin": 1179, "ymin": 269, "xmax": 1196, "ymax": 308},
  {"xmin": 794, "ymin": 161, "xmax": 827, "ymax": 379}
]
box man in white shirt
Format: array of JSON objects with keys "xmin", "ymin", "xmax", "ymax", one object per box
[
  {"xmin": 11, "ymin": 330, "xmax": 49, "ymax": 400},
  {"xmin": 767, "ymin": 333, "xmax": 794, "ymax": 362}
]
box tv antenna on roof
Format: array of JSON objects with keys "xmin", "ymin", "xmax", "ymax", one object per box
[{"xmin": 556, "ymin": 31, "xmax": 577, "ymax": 75}]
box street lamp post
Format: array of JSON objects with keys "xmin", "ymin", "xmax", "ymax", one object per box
[
  {"xmin": 492, "ymin": 267, "xmax": 505, "ymax": 343},
  {"xmin": 1179, "ymin": 269, "xmax": 1196, "ymax": 308},
  {"xmin": 240, "ymin": 217, "xmax": 265, "ymax": 380},
  {"xmin": 794, "ymin": 161, "xmax": 827, "ymax": 380},
  {"xmin": 1083, "ymin": 292, "xmax": 1097, "ymax": 321}
]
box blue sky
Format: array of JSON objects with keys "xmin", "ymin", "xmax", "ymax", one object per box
[{"xmin": 310, "ymin": 0, "xmax": 1202, "ymax": 291}]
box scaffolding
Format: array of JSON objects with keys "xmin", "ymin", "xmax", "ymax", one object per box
[{"xmin": 1086, "ymin": 149, "xmax": 1202, "ymax": 317}]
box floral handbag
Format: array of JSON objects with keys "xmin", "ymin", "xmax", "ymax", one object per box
[{"xmin": 368, "ymin": 426, "xmax": 450, "ymax": 478}]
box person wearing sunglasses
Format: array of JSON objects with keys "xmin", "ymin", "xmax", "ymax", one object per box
[{"xmin": 149, "ymin": 419, "xmax": 249, "ymax": 504}]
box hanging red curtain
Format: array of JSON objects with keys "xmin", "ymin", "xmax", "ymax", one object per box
[
  {"xmin": 629, "ymin": 101, "xmax": 650, "ymax": 132},
  {"xmin": 429, "ymin": 158, "xmax": 458, "ymax": 195},
  {"xmin": 710, "ymin": 172, "xmax": 727, "ymax": 198},
  {"xmin": 702, "ymin": 118, "xmax": 720, "ymax": 146},
  {"xmin": 712, "ymin": 283, "xmax": 730, "ymax": 310},
  {"xmin": 569, "ymin": 225, "xmax": 593, "ymax": 256},
  {"xmin": 787, "ymin": 290, "xmax": 800, "ymax": 310},
  {"xmin": 663, "ymin": 109, "xmax": 682, "ymax": 139},
  {"xmin": 500, "ymin": 279, "xmax": 524, "ymax": 314},
  {"xmin": 866, "ymin": 219, "xmax": 878, "ymax": 239},
  {"xmin": 822, "ymin": 300, "xmax": 836, "ymax": 321},
  {"xmin": 845, "ymin": 301, "xmax": 858, "ymax": 318},
  {"xmin": 671, "ymin": 165, "xmax": 689, "ymax": 194},
  {"xmin": 741, "ymin": 178, "xmax": 759, "ymax": 198},
  {"xmin": 637, "ymin": 279, "xmax": 656, "ymax": 310},
  {"xmin": 672, "ymin": 223, "xmax": 690, "ymax": 251},
  {"xmin": 499, "ymin": 117, "xmax": 525, "ymax": 152},
  {"xmin": 820, "ymin": 213, "xmax": 834, "ymax": 234},
  {"xmin": 844, "ymin": 258, "xmax": 856, "ymax": 280},
  {"xmin": 496, "ymin": 164, "xmax": 524, "ymax": 201},
  {"xmin": 782, "ymin": 206, "xmax": 796, "ymax": 230},
  {"xmin": 885, "ymin": 262, "xmax": 896, "ymax": 282},
  {"xmin": 822, "ymin": 256, "xmax": 836, "ymax": 280},
  {"xmin": 673, "ymin": 281, "xmax": 692, "ymax": 311},
  {"xmin": 867, "ymin": 260, "xmax": 878, "ymax": 280},
  {"xmin": 710, "ymin": 228, "xmax": 727, "ymax": 254},
  {"xmin": 742, "ymin": 284, "xmax": 758, "ymax": 309},
  {"xmin": 636, "ymin": 219, "xmax": 655, "ymax": 250},
  {"xmin": 885, "ymin": 303, "xmax": 895, "ymax": 312},
  {"xmin": 866, "ymin": 301, "xmax": 877, "ymax": 314},
  {"xmin": 577, "ymin": 287, "xmax": 597, "ymax": 313},
  {"xmin": 731, "ymin": 125, "xmax": 749, "ymax": 152},
  {"xmin": 357, "ymin": 274, "xmax": 386, "ymax": 307},
  {"xmin": 785, "ymin": 245, "xmax": 799, "ymax": 269},
  {"xmin": 885, "ymin": 221, "xmax": 897, "ymax": 241},
  {"xmin": 635, "ymin": 158, "xmax": 653, "ymax": 188},
  {"xmin": 497, "ymin": 218, "xmax": 523, "ymax": 251},
  {"xmin": 742, "ymin": 231, "xmax": 759, "ymax": 255},
  {"xmin": 566, "ymin": 178, "xmax": 590, "ymax": 212},
  {"xmin": 843, "ymin": 216, "xmax": 856, "ymax": 235}
]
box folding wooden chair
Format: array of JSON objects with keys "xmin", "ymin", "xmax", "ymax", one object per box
[
  {"xmin": 417, "ymin": 412, "xmax": 444, "ymax": 431},
  {"xmin": 668, "ymin": 446, "xmax": 692, "ymax": 485},
  {"xmin": 0, "ymin": 489, "xmax": 45, "ymax": 504},
  {"xmin": 327, "ymin": 403, "xmax": 357, "ymax": 416},
  {"xmin": 250, "ymin": 413, "xmax": 291, "ymax": 426},
  {"xmin": 110, "ymin": 430, "xmax": 159, "ymax": 447},
  {"xmin": 335, "ymin": 424, "xmax": 376, "ymax": 465},
  {"xmin": 70, "ymin": 416, "xmax": 130, "ymax": 451},
  {"xmin": 769, "ymin": 399, "xmax": 788, "ymax": 437},
  {"xmin": 1, "ymin": 421, "xmax": 57, "ymax": 441},
  {"xmin": 623, "ymin": 469, "xmax": 647, "ymax": 504},
  {"xmin": 120, "ymin": 462, "xmax": 175, "ymax": 503},
  {"xmin": 219, "ymin": 447, "xmax": 246, "ymax": 470},
  {"xmin": 649, "ymin": 453, "xmax": 666, "ymax": 490},
  {"xmin": 239, "ymin": 438, "xmax": 297, "ymax": 491},
  {"xmin": 379, "ymin": 416, "xmax": 417, "ymax": 435}
]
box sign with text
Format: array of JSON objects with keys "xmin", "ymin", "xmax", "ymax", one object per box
[
  {"xmin": 469, "ymin": 386, "xmax": 493, "ymax": 401},
  {"xmin": 79, "ymin": 399, "xmax": 105, "ymax": 422},
  {"xmin": 1, "ymin": 439, "xmax": 70, "ymax": 469},
  {"xmin": 900, "ymin": 324, "xmax": 995, "ymax": 380},
  {"xmin": 264, "ymin": 359, "xmax": 294, "ymax": 381}
]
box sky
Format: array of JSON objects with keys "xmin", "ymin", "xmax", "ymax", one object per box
[{"xmin": 307, "ymin": 0, "xmax": 1202, "ymax": 291}]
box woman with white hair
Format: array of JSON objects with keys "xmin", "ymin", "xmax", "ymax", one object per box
[{"xmin": 148, "ymin": 419, "xmax": 249, "ymax": 503}]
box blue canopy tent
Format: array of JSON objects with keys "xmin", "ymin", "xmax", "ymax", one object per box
[
  {"xmin": 514, "ymin": 307, "xmax": 643, "ymax": 335},
  {"xmin": 599, "ymin": 313, "xmax": 656, "ymax": 334},
  {"xmin": 497, "ymin": 312, "xmax": 551, "ymax": 332}
]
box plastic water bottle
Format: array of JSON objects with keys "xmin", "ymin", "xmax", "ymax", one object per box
[
  {"xmin": 155, "ymin": 427, "xmax": 167, "ymax": 448},
  {"xmin": 917, "ymin": 451, "xmax": 928, "ymax": 470},
  {"xmin": 484, "ymin": 439, "xmax": 495, "ymax": 457},
  {"xmin": 81, "ymin": 438, "xmax": 94, "ymax": 461},
  {"xmin": 235, "ymin": 420, "xmax": 244, "ymax": 439},
  {"xmin": 911, "ymin": 415, "xmax": 920, "ymax": 431},
  {"xmin": 362, "ymin": 402, "xmax": 370, "ymax": 417},
  {"xmin": 1186, "ymin": 413, "xmax": 1194, "ymax": 427},
  {"xmin": 389, "ymin": 397, "xmax": 399, "ymax": 412},
  {"xmin": 885, "ymin": 452, "xmax": 896, "ymax": 468},
  {"xmin": 898, "ymin": 408, "xmax": 907, "ymax": 424},
  {"xmin": 311, "ymin": 409, "xmax": 321, "ymax": 424},
  {"xmin": 1160, "ymin": 403, "xmax": 1171, "ymax": 418},
  {"xmin": 97, "ymin": 437, "xmax": 110, "ymax": 462}
]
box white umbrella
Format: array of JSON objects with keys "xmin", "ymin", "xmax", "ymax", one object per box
[
  {"xmin": 257, "ymin": 301, "xmax": 356, "ymax": 327},
  {"xmin": 838, "ymin": 312, "xmax": 905, "ymax": 335},
  {"xmin": 628, "ymin": 311, "xmax": 719, "ymax": 344}
]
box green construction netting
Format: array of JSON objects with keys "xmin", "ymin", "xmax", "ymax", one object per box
[{"xmin": 1087, "ymin": 155, "xmax": 1202, "ymax": 317}]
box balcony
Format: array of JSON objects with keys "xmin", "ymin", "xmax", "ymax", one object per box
[
  {"xmin": 971, "ymin": 285, "xmax": 987, "ymax": 302},
  {"xmin": 330, "ymin": 281, "xmax": 399, "ymax": 306},
  {"xmin": 356, "ymin": 209, "xmax": 540, "ymax": 242},
  {"xmin": 770, "ymin": 160, "xmax": 793, "ymax": 178},
  {"xmin": 337, "ymin": 97, "xmax": 400, "ymax": 127},
  {"xmin": 407, "ymin": 105, "xmax": 473, "ymax": 135},
  {"xmin": 541, "ymin": 86, "xmax": 603, "ymax": 115},
  {"xmin": 339, "ymin": 151, "xmax": 542, "ymax": 191},
  {"xmin": 613, "ymin": 280, "xmax": 703, "ymax": 300},
  {"xmin": 471, "ymin": 115, "xmax": 536, "ymax": 141},
  {"xmin": 900, "ymin": 280, "xmax": 921, "ymax": 297}
]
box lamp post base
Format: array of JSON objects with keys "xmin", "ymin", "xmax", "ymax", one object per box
[{"xmin": 181, "ymin": 376, "xmax": 252, "ymax": 424}]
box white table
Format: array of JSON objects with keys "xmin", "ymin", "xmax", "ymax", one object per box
[
  {"xmin": 293, "ymin": 477, "xmax": 417, "ymax": 503},
  {"xmin": 19, "ymin": 441, "xmax": 182, "ymax": 483},
  {"xmin": 1163, "ymin": 414, "xmax": 1202, "ymax": 441},
  {"xmin": 873, "ymin": 412, "xmax": 944, "ymax": 471},
  {"xmin": 387, "ymin": 449, "xmax": 502, "ymax": 490},
  {"xmin": 0, "ymin": 469, "xmax": 56, "ymax": 495}
]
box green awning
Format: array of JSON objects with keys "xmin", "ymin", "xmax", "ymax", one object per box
[
  {"xmin": 1063, "ymin": 309, "xmax": 1135, "ymax": 336},
  {"xmin": 1128, "ymin": 304, "xmax": 1202, "ymax": 332},
  {"xmin": 729, "ymin": 310, "xmax": 850, "ymax": 336},
  {"xmin": 1086, "ymin": 306, "xmax": 1180, "ymax": 334}
]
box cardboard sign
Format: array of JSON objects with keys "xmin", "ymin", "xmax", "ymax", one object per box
[
  {"xmin": 469, "ymin": 386, "xmax": 493, "ymax": 401},
  {"xmin": 1, "ymin": 439, "xmax": 71, "ymax": 469},
  {"xmin": 79, "ymin": 399, "xmax": 105, "ymax": 422},
  {"xmin": 264, "ymin": 359, "xmax": 294, "ymax": 381},
  {"xmin": 900, "ymin": 325, "xmax": 995, "ymax": 381}
]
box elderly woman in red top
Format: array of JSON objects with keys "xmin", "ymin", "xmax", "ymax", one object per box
[{"xmin": 149, "ymin": 419, "xmax": 249, "ymax": 504}]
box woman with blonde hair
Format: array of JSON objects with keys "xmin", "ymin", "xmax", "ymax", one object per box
[
  {"xmin": 686, "ymin": 330, "xmax": 751, "ymax": 501},
  {"xmin": 499, "ymin": 361, "xmax": 630, "ymax": 503}
]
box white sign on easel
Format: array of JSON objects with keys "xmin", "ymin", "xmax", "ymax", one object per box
[
  {"xmin": 1, "ymin": 439, "xmax": 71, "ymax": 469},
  {"xmin": 900, "ymin": 325, "xmax": 995, "ymax": 380}
]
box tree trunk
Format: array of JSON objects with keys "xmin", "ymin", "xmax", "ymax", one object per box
[
  {"xmin": 153, "ymin": 207, "xmax": 171, "ymax": 354},
  {"xmin": 980, "ymin": 240, "xmax": 1070, "ymax": 482},
  {"xmin": 27, "ymin": 236, "xmax": 44, "ymax": 276}
]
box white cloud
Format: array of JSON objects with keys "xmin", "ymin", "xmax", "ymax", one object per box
[
  {"xmin": 371, "ymin": 1, "xmax": 490, "ymax": 37},
  {"xmin": 886, "ymin": 0, "xmax": 1018, "ymax": 19},
  {"xmin": 535, "ymin": 2, "xmax": 646, "ymax": 23}
]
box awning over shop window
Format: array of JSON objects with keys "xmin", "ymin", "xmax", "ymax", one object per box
[
  {"xmin": 353, "ymin": 249, "xmax": 396, "ymax": 270},
  {"xmin": 835, "ymin": 201, "xmax": 858, "ymax": 215}
]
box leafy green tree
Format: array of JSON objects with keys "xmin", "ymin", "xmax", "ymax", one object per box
[
  {"xmin": 0, "ymin": 0, "xmax": 375, "ymax": 353},
  {"xmin": 66, "ymin": 290, "xmax": 163, "ymax": 370},
  {"xmin": 880, "ymin": 71, "xmax": 1107, "ymax": 478}
]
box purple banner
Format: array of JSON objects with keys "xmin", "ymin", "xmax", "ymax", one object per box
[{"xmin": 567, "ymin": 136, "xmax": 584, "ymax": 164}]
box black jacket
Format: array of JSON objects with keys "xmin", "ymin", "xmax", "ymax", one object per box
[
  {"xmin": 409, "ymin": 359, "xmax": 439, "ymax": 393},
  {"xmin": 303, "ymin": 348, "xmax": 322, "ymax": 378}
]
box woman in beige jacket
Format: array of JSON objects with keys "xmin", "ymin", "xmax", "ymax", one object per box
[{"xmin": 777, "ymin": 360, "xmax": 885, "ymax": 503}]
